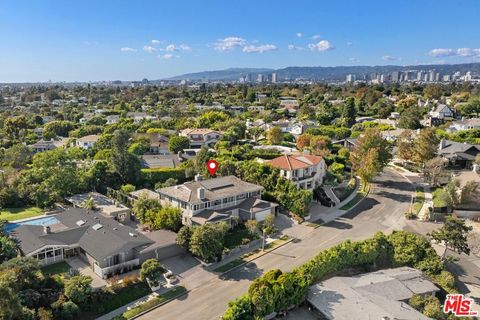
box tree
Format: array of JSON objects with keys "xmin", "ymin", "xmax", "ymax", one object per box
[
  {"xmin": 64, "ymin": 275, "xmax": 93, "ymax": 305},
  {"xmin": 423, "ymin": 157, "xmax": 447, "ymax": 186},
  {"xmin": 412, "ymin": 129, "xmax": 439, "ymax": 165},
  {"xmin": 339, "ymin": 97, "xmax": 356, "ymax": 127},
  {"xmin": 350, "ymin": 128, "xmax": 391, "ymax": 183},
  {"xmin": 168, "ymin": 136, "xmax": 190, "ymax": 153},
  {"xmin": 397, "ymin": 107, "xmax": 421, "ymax": 129},
  {"xmin": 2, "ymin": 144, "xmax": 33, "ymax": 169},
  {"xmin": 460, "ymin": 181, "xmax": 479, "ymax": 204},
  {"xmin": 396, "ymin": 130, "xmax": 415, "ymax": 162},
  {"xmin": 139, "ymin": 259, "xmax": 166, "ymax": 284},
  {"xmin": 110, "ymin": 129, "xmax": 141, "ymax": 184},
  {"xmin": 82, "ymin": 197, "xmax": 96, "ymax": 211},
  {"xmin": 132, "ymin": 193, "xmax": 161, "ymax": 224},
  {"xmin": 0, "ymin": 235, "xmax": 17, "ymax": 263},
  {"xmin": 245, "ymin": 220, "xmax": 259, "ymax": 236},
  {"xmin": 428, "ymin": 216, "xmax": 473, "ymax": 260},
  {"xmin": 189, "ymin": 223, "xmax": 227, "ymax": 262},
  {"xmin": 43, "ymin": 120, "xmax": 75, "ymax": 139},
  {"xmin": 262, "ymin": 214, "xmax": 276, "ymax": 236},
  {"xmin": 149, "ymin": 206, "xmax": 182, "ymax": 232},
  {"xmin": 266, "ymin": 127, "xmax": 283, "ymax": 145},
  {"xmin": 176, "ymin": 225, "xmax": 193, "ymax": 249},
  {"xmin": 295, "ymin": 134, "xmax": 311, "ymax": 151}
]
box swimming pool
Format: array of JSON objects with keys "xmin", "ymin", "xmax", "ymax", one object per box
[{"xmin": 5, "ymin": 216, "xmax": 60, "ymax": 233}]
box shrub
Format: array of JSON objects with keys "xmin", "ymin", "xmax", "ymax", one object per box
[
  {"xmin": 141, "ymin": 168, "xmax": 186, "ymax": 187},
  {"xmin": 404, "ymin": 211, "xmax": 417, "ymax": 219}
]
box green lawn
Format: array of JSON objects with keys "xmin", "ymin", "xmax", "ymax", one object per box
[
  {"xmin": 0, "ymin": 206, "xmax": 44, "ymax": 221},
  {"xmin": 213, "ymin": 258, "xmax": 244, "ymax": 273},
  {"xmin": 224, "ymin": 226, "xmax": 258, "ymax": 249},
  {"xmin": 412, "ymin": 188, "xmax": 425, "ymax": 214},
  {"xmin": 42, "ymin": 261, "xmax": 71, "ymax": 276},
  {"xmin": 116, "ymin": 286, "xmax": 187, "ymax": 319}
]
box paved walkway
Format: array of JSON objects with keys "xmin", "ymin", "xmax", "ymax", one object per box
[{"xmin": 66, "ymin": 257, "xmax": 107, "ymax": 288}]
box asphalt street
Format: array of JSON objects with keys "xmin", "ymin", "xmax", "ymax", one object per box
[{"xmin": 140, "ymin": 168, "xmax": 414, "ymax": 320}]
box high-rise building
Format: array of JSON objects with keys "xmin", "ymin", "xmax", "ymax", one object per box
[
  {"xmin": 346, "ymin": 74, "xmax": 356, "ymax": 83},
  {"xmin": 428, "ymin": 70, "xmax": 436, "ymax": 82},
  {"xmin": 391, "ymin": 71, "xmax": 400, "ymax": 82},
  {"xmin": 271, "ymin": 73, "xmax": 277, "ymax": 83},
  {"xmin": 256, "ymin": 74, "xmax": 264, "ymax": 83}
]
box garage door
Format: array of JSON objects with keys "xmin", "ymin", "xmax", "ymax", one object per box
[{"xmin": 255, "ymin": 209, "xmax": 271, "ymax": 222}]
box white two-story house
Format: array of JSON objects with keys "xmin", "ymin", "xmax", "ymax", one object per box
[
  {"xmin": 268, "ymin": 154, "xmax": 327, "ymax": 190},
  {"xmin": 157, "ymin": 176, "xmax": 278, "ymax": 226},
  {"xmin": 179, "ymin": 128, "xmax": 223, "ymax": 148}
]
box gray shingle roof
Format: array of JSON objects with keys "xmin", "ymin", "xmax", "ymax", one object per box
[
  {"xmin": 13, "ymin": 208, "xmax": 153, "ymax": 261},
  {"xmin": 157, "ymin": 176, "xmax": 263, "ymax": 204},
  {"xmin": 307, "ymin": 267, "xmax": 439, "ymax": 320}
]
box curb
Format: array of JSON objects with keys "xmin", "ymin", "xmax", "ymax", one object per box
[{"xmin": 127, "ymin": 287, "xmax": 187, "ymax": 320}]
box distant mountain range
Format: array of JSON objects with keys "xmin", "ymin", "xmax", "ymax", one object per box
[{"xmin": 167, "ymin": 63, "xmax": 480, "ymax": 81}]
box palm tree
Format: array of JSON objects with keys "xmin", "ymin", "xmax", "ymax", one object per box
[{"xmin": 82, "ymin": 197, "xmax": 96, "ymax": 212}]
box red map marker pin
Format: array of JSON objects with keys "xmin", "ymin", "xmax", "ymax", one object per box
[{"xmin": 207, "ymin": 160, "xmax": 219, "ymax": 176}]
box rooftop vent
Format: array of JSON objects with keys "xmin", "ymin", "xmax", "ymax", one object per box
[
  {"xmin": 92, "ymin": 223, "xmax": 103, "ymax": 231},
  {"xmin": 129, "ymin": 232, "xmax": 137, "ymax": 237},
  {"xmin": 76, "ymin": 220, "xmax": 86, "ymax": 226}
]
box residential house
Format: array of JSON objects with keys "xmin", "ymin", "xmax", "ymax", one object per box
[
  {"xmin": 29, "ymin": 139, "xmax": 68, "ymax": 153},
  {"xmin": 157, "ymin": 176, "xmax": 278, "ymax": 226},
  {"xmin": 307, "ymin": 267, "xmax": 439, "ymax": 320},
  {"xmin": 106, "ymin": 115, "xmax": 120, "ymax": 124},
  {"xmin": 66, "ymin": 192, "xmax": 131, "ymax": 221},
  {"xmin": 332, "ymin": 138, "xmax": 357, "ymax": 151},
  {"xmin": 126, "ymin": 112, "xmax": 158, "ymax": 123},
  {"xmin": 267, "ymin": 154, "xmax": 327, "ymax": 190},
  {"xmin": 429, "ymin": 104, "xmax": 455, "ymax": 119},
  {"xmin": 133, "ymin": 132, "xmax": 170, "ymax": 155},
  {"xmin": 179, "ymin": 128, "xmax": 223, "ymax": 148},
  {"xmin": 438, "ymin": 139, "xmax": 480, "ymax": 169},
  {"xmin": 140, "ymin": 153, "xmax": 184, "ymax": 169},
  {"xmin": 447, "ymin": 118, "xmax": 480, "ymax": 132},
  {"xmin": 12, "ymin": 208, "xmax": 183, "ymax": 278},
  {"xmin": 247, "ymin": 105, "xmax": 266, "ymax": 112},
  {"xmin": 75, "ymin": 134, "xmax": 99, "ymax": 150}
]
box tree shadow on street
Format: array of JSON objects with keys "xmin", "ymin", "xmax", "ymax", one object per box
[{"xmin": 218, "ymin": 262, "xmax": 264, "ymax": 281}]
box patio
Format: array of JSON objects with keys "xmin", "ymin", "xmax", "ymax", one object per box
[{"xmin": 66, "ymin": 257, "xmax": 107, "ymax": 289}]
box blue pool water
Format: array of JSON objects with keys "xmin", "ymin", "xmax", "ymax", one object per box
[{"xmin": 5, "ymin": 216, "xmax": 59, "ymax": 233}]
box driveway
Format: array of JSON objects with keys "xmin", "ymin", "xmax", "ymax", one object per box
[{"xmin": 66, "ymin": 257, "xmax": 107, "ymax": 289}]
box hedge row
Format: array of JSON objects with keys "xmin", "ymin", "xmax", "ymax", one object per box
[
  {"xmin": 222, "ymin": 231, "xmax": 455, "ymax": 320},
  {"xmin": 141, "ymin": 168, "xmax": 186, "ymax": 187}
]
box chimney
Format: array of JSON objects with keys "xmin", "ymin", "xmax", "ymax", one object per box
[
  {"xmin": 194, "ymin": 174, "xmax": 203, "ymax": 182},
  {"xmin": 43, "ymin": 226, "xmax": 51, "ymax": 234},
  {"xmin": 197, "ymin": 187, "xmax": 205, "ymax": 200}
]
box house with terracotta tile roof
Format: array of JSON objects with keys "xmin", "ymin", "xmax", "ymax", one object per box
[{"xmin": 267, "ymin": 153, "xmax": 327, "ymax": 190}]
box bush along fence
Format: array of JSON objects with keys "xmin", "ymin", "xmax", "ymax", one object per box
[{"xmin": 222, "ymin": 231, "xmax": 456, "ymax": 320}]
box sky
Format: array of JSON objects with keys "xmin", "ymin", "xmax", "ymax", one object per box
[{"xmin": 0, "ymin": 0, "xmax": 479, "ymax": 82}]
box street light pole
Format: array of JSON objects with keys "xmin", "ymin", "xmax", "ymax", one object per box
[{"xmin": 262, "ymin": 229, "xmax": 265, "ymax": 252}]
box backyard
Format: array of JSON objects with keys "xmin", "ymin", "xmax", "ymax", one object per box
[{"xmin": 0, "ymin": 206, "xmax": 44, "ymax": 221}]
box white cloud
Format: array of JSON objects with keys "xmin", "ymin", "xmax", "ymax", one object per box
[
  {"xmin": 151, "ymin": 39, "xmax": 161, "ymax": 45},
  {"xmin": 179, "ymin": 44, "xmax": 192, "ymax": 51},
  {"xmin": 158, "ymin": 53, "xmax": 176, "ymax": 60},
  {"xmin": 456, "ymin": 48, "xmax": 480, "ymax": 57},
  {"xmin": 382, "ymin": 55, "xmax": 400, "ymax": 61},
  {"xmin": 312, "ymin": 34, "xmax": 321, "ymax": 40},
  {"xmin": 120, "ymin": 47, "xmax": 137, "ymax": 52},
  {"xmin": 288, "ymin": 44, "xmax": 305, "ymax": 51},
  {"xmin": 346, "ymin": 41, "xmax": 353, "ymax": 46},
  {"xmin": 308, "ymin": 40, "xmax": 334, "ymax": 52},
  {"xmin": 349, "ymin": 57, "xmax": 360, "ymax": 63},
  {"xmin": 214, "ymin": 36, "xmax": 246, "ymax": 51},
  {"xmin": 428, "ymin": 48, "xmax": 455, "ymax": 57},
  {"xmin": 296, "ymin": 32, "xmax": 303, "ymax": 38},
  {"xmin": 165, "ymin": 44, "xmax": 178, "ymax": 52},
  {"xmin": 143, "ymin": 45, "xmax": 157, "ymax": 53},
  {"xmin": 242, "ymin": 44, "xmax": 277, "ymax": 53}
]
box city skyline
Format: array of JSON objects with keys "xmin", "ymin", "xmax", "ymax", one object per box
[{"xmin": 1, "ymin": 0, "xmax": 480, "ymax": 82}]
